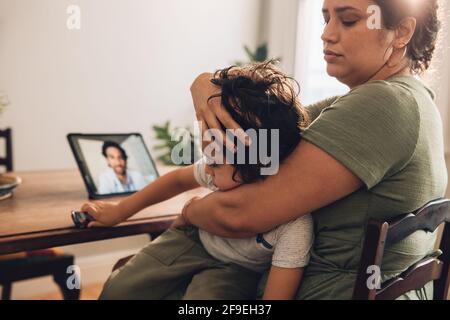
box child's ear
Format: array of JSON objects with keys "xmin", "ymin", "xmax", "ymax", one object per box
[{"xmin": 231, "ymin": 169, "xmax": 244, "ymax": 184}]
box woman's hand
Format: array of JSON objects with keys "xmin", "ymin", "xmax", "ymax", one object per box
[
  {"xmin": 190, "ymin": 72, "xmax": 251, "ymax": 148},
  {"xmin": 80, "ymin": 201, "xmax": 124, "ymax": 228}
]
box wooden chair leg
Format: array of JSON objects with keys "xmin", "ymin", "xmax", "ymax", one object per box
[
  {"xmin": 53, "ymin": 271, "xmax": 80, "ymax": 300},
  {"xmin": 1, "ymin": 283, "xmax": 12, "ymax": 300}
]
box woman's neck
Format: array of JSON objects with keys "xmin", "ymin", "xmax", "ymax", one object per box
[
  {"xmin": 346, "ymin": 61, "xmax": 412, "ymax": 89},
  {"xmin": 369, "ymin": 61, "xmax": 412, "ymax": 83}
]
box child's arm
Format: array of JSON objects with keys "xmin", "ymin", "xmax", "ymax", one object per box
[
  {"xmin": 262, "ymin": 216, "xmax": 312, "ymax": 299},
  {"xmin": 81, "ymin": 165, "xmax": 200, "ymax": 227},
  {"xmin": 262, "ymin": 266, "xmax": 304, "ymax": 300}
]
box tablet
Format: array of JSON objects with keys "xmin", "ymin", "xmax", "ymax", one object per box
[{"xmin": 67, "ymin": 133, "xmax": 159, "ymax": 199}]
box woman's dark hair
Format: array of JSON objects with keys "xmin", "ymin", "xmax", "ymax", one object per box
[
  {"xmin": 102, "ymin": 141, "xmax": 128, "ymax": 161},
  {"xmin": 208, "ymin": 60, "xmax": 309, "ymax": 184},
  {"xmin": 375, "ymin": 0, "xmax": 441, "ymax": 73}
]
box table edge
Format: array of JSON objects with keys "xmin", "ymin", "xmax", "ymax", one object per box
[{"xmin": 0, "ymin": 216, "xmax": 176, "ymax": 255}]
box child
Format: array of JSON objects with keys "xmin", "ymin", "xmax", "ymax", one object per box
[{"xmin": 81, "ymin": 61, "xmax": 314, "ymax": 300}]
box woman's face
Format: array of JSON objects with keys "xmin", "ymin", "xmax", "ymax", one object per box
[{"xmin": 322, "ymin": 0, "xmax": 394, "ymax": 87}]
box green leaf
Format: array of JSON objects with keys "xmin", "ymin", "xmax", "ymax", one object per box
[
  {"xmin": 153, "ymin": 144, "xmax": 169, "ymax": 150},
  {"xmin": 151, "ymin": 120, "xmax": 197, "ymax": 167},
  {"xmin": 244, "ymin": 45, "xmax": 256, "ymax": 61},
  {"xmin": 254, "ymin": 43, "xmax": 268, "ymax": 62}
]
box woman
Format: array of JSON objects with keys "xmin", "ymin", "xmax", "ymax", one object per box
[{"xmin": 184, "ymin": 0, "xmax": 447, "ymax": 299}]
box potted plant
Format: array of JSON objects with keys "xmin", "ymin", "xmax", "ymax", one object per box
[
  {"xmin": 235, "ymin": 43, "xmax": 281, "ymax": 66},
  {"xmin": 152, "ymin": 121, "xmax": 200, "ymax": 166}
]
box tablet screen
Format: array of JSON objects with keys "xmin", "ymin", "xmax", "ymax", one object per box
[{"xmin": 68, "ymin": 133, "xmax": 159, "ymax": 198}]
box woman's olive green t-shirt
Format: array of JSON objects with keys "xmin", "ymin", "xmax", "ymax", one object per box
[{"xmin": 292, "ymin": 75, "xmax": 447, "ymax": 300}]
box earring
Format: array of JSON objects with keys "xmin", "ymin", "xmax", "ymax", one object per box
[{"xmin": 386, "ymin": 46, "xmax": 407, "ymax": 68}]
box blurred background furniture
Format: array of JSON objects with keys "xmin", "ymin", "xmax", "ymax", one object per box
[
  {"xmin": 353, "ymin": 199, "xmax": 450, "ymax": 300},
  {"xmin": 0, "ymin": 128, "xmax": 79, "ymax": 300},
  {"xmin": 0, "ymin": 128, "xmax": 12, "ymax": 172}
]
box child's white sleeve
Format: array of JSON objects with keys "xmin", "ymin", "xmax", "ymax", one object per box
[{"xmin": 272, "ymin": 214, "xmax": 314, "ymax": 269}]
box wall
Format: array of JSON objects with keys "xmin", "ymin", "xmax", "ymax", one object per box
[
  {"xmin": 0, "ymin": 0, "xmax": 261, "ymax": 171},
  {"xmin": 264, "ymin": 0, "xmax": 299, "ymax": 75}
]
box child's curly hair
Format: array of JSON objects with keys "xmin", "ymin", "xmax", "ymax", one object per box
[{"xmin": 207, "ymin": 60, "xmax": 309, "ymax": 184}]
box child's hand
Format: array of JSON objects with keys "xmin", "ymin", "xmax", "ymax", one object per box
[{"xmin": 80, "ymin": 201, "xmax": 124, "ymax": 228}]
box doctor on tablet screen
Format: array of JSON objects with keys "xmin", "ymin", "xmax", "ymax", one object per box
[{"xmin": 97, "ymin": 141, "xmax": 147, "ymax": 194}]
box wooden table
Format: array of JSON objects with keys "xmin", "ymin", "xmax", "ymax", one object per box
[{"xmin": 0, "ymin": 168, "xmax": 210, "ymax": 255}]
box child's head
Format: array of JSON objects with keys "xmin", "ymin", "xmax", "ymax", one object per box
[{"xmin": 203, "ymin": 60, "xmax": 309, "ymax": 191}]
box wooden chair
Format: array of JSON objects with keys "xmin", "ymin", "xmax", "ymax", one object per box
[
  {"xmin": 0, "ymin": 251, "xmax": 80, "ymax": 300},
  {"xmin": 0, "ymin": 128, "xmax": 80, "ymax": 300},
  {"xmin": 353, "ymin": 198, "xmax": 450, "ymax": 300}
]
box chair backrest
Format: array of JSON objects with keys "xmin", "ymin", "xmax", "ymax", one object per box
[
  {"xmin": 0, "ymin": 128, "xmax": 13, "ymax": 172},
  {"xmin": 353, "ymin": 198, "xmax": 450, "ymax": 300}
]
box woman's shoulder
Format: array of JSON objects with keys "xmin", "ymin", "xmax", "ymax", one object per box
[
  {"xmin": 328, "ymin": 76, "xmax": 421, "ymax": 125},
  {"xmin": 303, "ymin": 77, "xmax": 424, "ymax": 189},
  {"xmin": 346, "ymin": 77, "xmax": 417, "ymax": 104}
]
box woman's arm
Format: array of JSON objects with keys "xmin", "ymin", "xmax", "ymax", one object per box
[
  {"xmin": 262, "ymin": 266, "xmax": 304, "ymax": 300},
  {"xmin": 82, "ymin": 165, "xmax": 200, "ymax": 227},
  {"xmin": 184, "ymin": 140, "xmax": 363, "ymax": 237}
]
